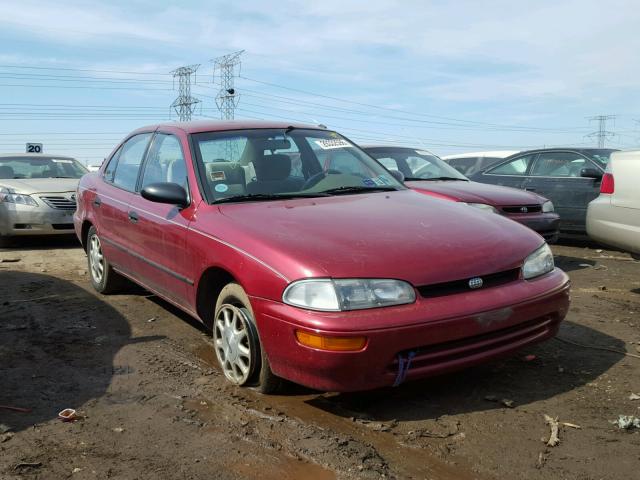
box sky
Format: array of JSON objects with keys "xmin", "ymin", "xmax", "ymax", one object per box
[{"xmin": 0, "ymin": 0, "xmax": 638, "ymax": 165}]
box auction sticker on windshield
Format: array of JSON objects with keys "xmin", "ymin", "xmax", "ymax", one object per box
[{"xmin": 314, "ymin": 139, "xmax": 353, "ymax": 150}]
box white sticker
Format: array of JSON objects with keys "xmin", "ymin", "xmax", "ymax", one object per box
[
  {"xmin": 314, "ymin": 139, "xmax": 353, "ymax": 150},
  {"xmin": 215, "ymin": 183, "xmax": 229, "ymax": 193},
  {"xmin": 52, "ymin": 159, "xmax": 73, "ymax": 163}
]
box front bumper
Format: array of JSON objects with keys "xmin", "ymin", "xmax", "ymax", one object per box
[
  {"xmin": 251, "ymin": 268, "xmax": 570, "ymax": 392},
  {"xmin": 0, "ymin": 202, "xmax": 76, "ymax": 236},
  {"xmin": 504, "ymin": 212, "xmax": 560, "ymax": 242}
]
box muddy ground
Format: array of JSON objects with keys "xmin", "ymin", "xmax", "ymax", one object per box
[{"xmin": 1, "ymin": 236, "xmax": 639, "ymax": 480}]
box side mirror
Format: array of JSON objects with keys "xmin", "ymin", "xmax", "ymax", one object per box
[
  {"xmin": 141, "ymin": 182, "xmax": 189, "ymax": 208},
  {"xmin": 580, "ymin": 167, "xmax": 603, "ymax": 179},
  {"xmin": 389, "ymin": 170, "xmax": 405, "ymax": 182}
]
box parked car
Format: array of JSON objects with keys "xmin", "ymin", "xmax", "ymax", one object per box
[
  {"xmin": 363, "ymin": 146, "xmax": 560, "ymax": 242},
  {"xmin": 587, "ymin": 150, "xmax": 640, "ymax": 258},
  {"xmin": 75, "ymin": 121, "xmax": 570, "ymax": 393},
  {"xmin": 442, "ymin": 150, "xmax": 519, "ymax": 176},
  {"xmin": 468, "ymin": 148, "xmax": 619, "ymax": 235},
  {"xmin": 0, "ymin": 154, "xmax": 86, "ymax": 244}
]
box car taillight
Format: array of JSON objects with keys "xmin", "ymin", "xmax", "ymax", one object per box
[{"xmin": 600, "ymin": 173, "xmax": 614, "ymax": 194}]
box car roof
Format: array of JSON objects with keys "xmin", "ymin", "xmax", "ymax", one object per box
[
  {"xmin": 0, "ymin": 153, "xmax": 77, "ymax": 160},
  {"xmin": 505, "ymin": 147, "xmax": 619, "ymax": 157},
  {"xmin": 130, "ymin": 120, "xmax": 323, "ymax": 135},
  {"xmin": 360, "ymin": 144, "xmax": 439, "ymax": 155},
  {"xmin": 441, "ymin": 151, "xmax": 520, "ymax": 160}
]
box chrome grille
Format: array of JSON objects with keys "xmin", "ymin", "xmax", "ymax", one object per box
[{"xmin": 40, "ymin": 195, "xmax": 76, "ymax": 210}]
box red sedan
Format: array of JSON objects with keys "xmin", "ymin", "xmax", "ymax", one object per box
[
  {"xmin": 74, "ymin": 121, "xmax": 570, "ymax": 393},
  {"xmin": 363, "ymin": 146, "xmax": 560, "ymax": 243}
]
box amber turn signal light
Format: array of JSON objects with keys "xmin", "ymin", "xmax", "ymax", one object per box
[{"xmin": 295, "ymin": 330, "xmax": 367, "ymax": 351}]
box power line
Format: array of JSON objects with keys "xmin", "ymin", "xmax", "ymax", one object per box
[{"xmin": 170, "ymin": 65, "xmax": 201, "ymax": 122}]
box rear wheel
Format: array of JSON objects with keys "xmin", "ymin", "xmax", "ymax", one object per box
[
  {"xmin": 86, "ymin": 226, "xmax": 125, "ymax": 294},
  {"xmin": 213, "ymin": 283, "xmax": 282, "ymax": 393}
]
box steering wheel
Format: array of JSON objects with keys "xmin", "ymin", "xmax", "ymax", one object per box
[{"xmin": 302, "ymin": 169, "xmax": 342, "ymax": 190}]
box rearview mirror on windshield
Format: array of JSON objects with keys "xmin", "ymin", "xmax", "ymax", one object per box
[{"xmin": 389, "ymin": 170, "xmax": 405, "ymax": 182}]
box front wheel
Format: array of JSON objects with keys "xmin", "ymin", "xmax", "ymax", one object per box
[
  {"xmin": 86, "ymin": 226, "xmax": 125, "ymax": 294},
  {"xmin": 213, "ymin": 283, "xmax": 282, "ymax": 393}
]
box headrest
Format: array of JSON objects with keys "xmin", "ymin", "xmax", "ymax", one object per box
[
  {"xmin": 253, "ymin": 154, "xmax": 291, "ymax": 181},
  {"xmin": 0, "ymin": 165, "xmax": 15, "ymax": 179}
]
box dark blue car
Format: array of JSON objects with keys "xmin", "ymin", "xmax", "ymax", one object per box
[{"xmin": 468, "ymin": 148, "xmax": 618, "ymax": 235}]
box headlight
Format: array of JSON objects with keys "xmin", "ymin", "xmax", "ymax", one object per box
[
  {"xmin": 523, "ymin": 243, "xmax": 554, "ymax": 279},
  {"xmin": 0, "ymin": 188, "xmax": 38, "ymax": 207},
  {"xmin": 542, "ymin": 200, "xmax": 554, "ymax": 213},
  {"xmin": 466, "ymin": 203, "xmax": 499, "ymax": 214},
  {"xmin": 283, "ymin": 278, "xmax": 416, "ymax": 311}
]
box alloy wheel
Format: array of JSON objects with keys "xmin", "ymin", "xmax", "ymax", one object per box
[
  {"xmin": 214, "ymin": 304, "xmax": 253, "ymax": 384},
  {"xmin": 89, "ymin": 234, "xmax": 105, "ymax": 284}
]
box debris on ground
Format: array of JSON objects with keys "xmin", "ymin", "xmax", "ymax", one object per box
[
  {"xmin": 0, "ymin": 405, "xmax": 32, "ymax": 413},
  {"xmin": 58, "ymin": 408, "xmax": 78, "ymax": 422},
  {"xmin": 501, "ymin": 399, "xmax": 515, "ymax": 408},
  {"xmin": 561, "ymin": 422, "xmax": 581, "ymax": 429},
  {"xmin": 536, "ymin": 452, "xmax": 546, "ymax": 469},
  {"xmin": 1, "ymin": 432, "xmax": 14, "ymax": 442},
  {"xmin": 628, "ymin": 393, "xmax": 640, "ymax": 401},
  {"xmin": 147, "ymin": 317, "xmax": 157, "ymax": 323},
  {"xmin": 598, "ymin": 285, "xmax": 607, "ymax": 291},
  {"xmin": 113, "ymin": 427, "xmax": 125, "ymax": 433},
  {"xmin": 612, "ymin": 415, "xmax": 640, "ymax": 430},
  {"xmin": 0, "ymin": 423, "xmax": 11, "ymax": 433},
  {"xmin": 14, "ymin": 462, "xmax": 42, "ymax": 470},
  {"xmin": 544, "ymin": 415, "xmax": 560, "ymax": 447},
  {"xmin": 0, "ymin": 258, "xmax": 21, "ymax": 263}
]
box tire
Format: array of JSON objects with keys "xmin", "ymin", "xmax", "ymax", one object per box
[
  {"xmin": 86, "ymin": 226, "xmax": 125, "ymax": 294},
  {"xmin": 213, "ymin": 283, "xmax": 282, "ymax": 393}
]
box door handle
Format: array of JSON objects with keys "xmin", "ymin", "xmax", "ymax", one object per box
[
  {"xmin": 93, "ymin": 197, "xmax": 102, "ymax": 207},
  {"xmin": 525, "ymin": 187, "xmax": 536, "ymax": 191},
  {"xmin": 128, "ymin": 211, "xmax": 139, "ymax": 223}
]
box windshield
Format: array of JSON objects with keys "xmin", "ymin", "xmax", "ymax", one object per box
[
  {"xmin": 191, "ymin": 128, "xmax": 404, "ymax": 202},
  {"xmin": 581, "ymin": 149, "xmax": 617, "ymax": 168},
  {"xmin": 0, "ymin": 156, "xmax": 87, "ymax": 179},
  {"xmin": 365, "ymin": 147, "xmax": 468, "ymax": 181}
]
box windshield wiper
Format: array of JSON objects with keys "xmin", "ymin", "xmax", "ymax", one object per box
[
  {"xmin": 319, "ymin": 185, "xmax": 398, "ymax": 195},
  {"xmin": 404, "ymin": 176, "xmax": 468, "ymax": 182},
  {"xmin": 212, "ymin": 192, "xmax": 329, "ymax": 204}
]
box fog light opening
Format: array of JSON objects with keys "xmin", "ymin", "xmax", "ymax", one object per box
[{"xmin": 295, "ymin": 330, "xmax": 366, "ymax": 351}]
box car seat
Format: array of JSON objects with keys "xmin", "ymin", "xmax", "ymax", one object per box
[
  {"xmin": 167, "ymin": 158, "xmax": 187, "ymax": 188},
  {"xmin": 246, "ymin": 154, "xmax": 304, "ymax": 194},
  {"xmin": 0, "ymin": 166, "xmax": 15, "ymax": 179}
]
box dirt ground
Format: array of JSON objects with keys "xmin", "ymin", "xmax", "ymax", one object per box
[{"xmin": 1, "ymin": 236, "xmax": 639, "ymax": 480}]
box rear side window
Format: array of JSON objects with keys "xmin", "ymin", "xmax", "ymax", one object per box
[
  {"xmin": 488, "ymin": 154, "xmax": 535, "ymax": 175},
  {"xmin": 111, "ymin": 133, "xmax": 152, "ymax": 191},
  {"xmin": 530, "ymin": 152, "xmax": 589, "ymax": 177}
]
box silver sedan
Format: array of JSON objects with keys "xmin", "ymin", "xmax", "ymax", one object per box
[{"xmin": 0, "ymin": 154, "xmax": 87, "ymax": 244}]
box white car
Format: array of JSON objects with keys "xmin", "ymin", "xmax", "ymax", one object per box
[
  {"xmin": 587, "ymin": 150, "xmax": 640, "ymax": 258},
  {"xmin": 442, "ymin": 150, "xmax": 520, "ymax": 176}
]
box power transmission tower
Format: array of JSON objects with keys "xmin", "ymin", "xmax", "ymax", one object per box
[
  {"xmin": 170, "ymin": 64, "xmax": 201, "ymax": 122},
  {"xmin": 213, "ymin": 50, "xmax": 244, "ymax": 120},
  {"xmin": 587, "ymin": 115, "xmax": 616, "ymax": 147}
]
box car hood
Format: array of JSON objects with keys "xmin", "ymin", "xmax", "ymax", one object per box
[
  {"xmin": 211, "ymin": 190, "xmax": 544, "ymax": 286},
  {"xmin": 0, "ymin": 178, "xmax": 80, "ymax": 194},
  {"xmin": 405, "ymin": 180, "xmax": 547, "ymax": 206}
]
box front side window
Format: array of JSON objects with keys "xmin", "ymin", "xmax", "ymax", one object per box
[
  {"xmin": 367, "ymin": 148, "xmax": 467, "ymax": 180},
  {"xmin": 192, "ymin": 129, "xmax": 404, "ymax": 202},
  {"xmin": 530, "ymin": 152, "xmax": 589, "ymax": 177},
  {"xmin": 111, "ymin": 133, "xmax": 152, "ymax": 191},
  {"xmin": 0, "ymin": 156, "xmax": 87, "ymax": 179},
  {"xmin": 141, "ymin": 134, "xmax": 187, "ymax": 190},
  {"xmin": 488, "ymin": 154, "xmax": 535, "ymax": 176}
]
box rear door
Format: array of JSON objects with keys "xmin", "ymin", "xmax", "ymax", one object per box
[
  {"xmin": 524, "ymin": 151, "xmax": 602, "ymax": 232},
  {"xmin": 475, "ymin": 153, "xmax": 537, "ymax": 190},
  {"xmin": 95, "ymin": 133, "xmax": 153, "ymax": 268},
  {"xmin": 126, "ymin": 133, "xmax": 196, "ymax": 308}
]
